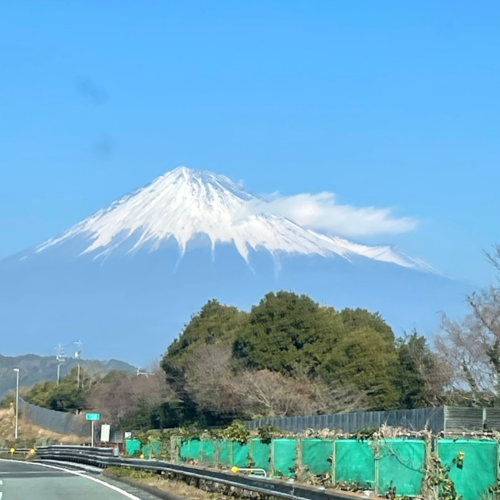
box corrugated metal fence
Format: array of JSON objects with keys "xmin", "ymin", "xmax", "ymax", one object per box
[
  {"xmin": 19, "ymin": 397, "xmax": 500, "ymax": 439},
  {"xmin": 244, "ymin": 407, "xmax": 500, "ymax": 434},
  {"xmin": 18, "ymin": 398, "xmax": 90, "ymax": 438}
]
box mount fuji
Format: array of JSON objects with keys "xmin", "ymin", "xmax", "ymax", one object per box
[{"xmin": 0, "ymin": 167, "xmax": 470, "ymax": 363}]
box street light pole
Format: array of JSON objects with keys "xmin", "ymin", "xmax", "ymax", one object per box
[{"xmin": 13, "ymin": 368, "xmax": 19, "ymax": 440}]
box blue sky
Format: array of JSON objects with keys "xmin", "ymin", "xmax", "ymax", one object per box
[{"xmin": 0, "ymin": 1, "xmax": 499, "ymax": 285}]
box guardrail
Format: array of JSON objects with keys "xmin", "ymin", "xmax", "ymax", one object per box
[
  {"xmin": 37, "ymin": 445, "xmax": 119, "ymax": 462},
  {"xmin": 0, "ymin": 448, "xmax": 33, "ymax": 454},
  {"xmin": 36, "ymin": 445, "xmax": 353, "ymax": 500}
]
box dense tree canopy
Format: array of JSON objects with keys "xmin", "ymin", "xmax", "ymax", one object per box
[
  {"xmin": 233, "ymin": 292, "xmax": 333, "ymax": 373},
  {"xmin": 163, "ymin": 299, "xmax": 246, "ymax": 377},
  {"xmin": 23, "ymin": 368, "xmax": 90, "ymax": 412},
  {"xmin": 318, "ymin": 325, "xmax": 400, "ymax": 409},
  {"xmin": 232, "ymin": 291, "xmax": 401, "ymax": 409},
  {"xmin": 338, "ymin": 308, "xmax": 395, "ymax": 343},
  {"xmin": 159, "ymin": 290, "xmax": 446, "ymax": 422}
]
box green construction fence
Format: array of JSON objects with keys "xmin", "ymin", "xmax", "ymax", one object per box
[
  {"xmin": 375, "ymin": 439, "xmax": 426, "ymax": 497},
  {"xmin": 125, "ymin": 438, "xmax": 141, "ymax": 456},
  {"xmin": 334, "ymin": 439, "xmax": 375, "ymax": 489},
  {"xmin": 436, "ymin": 439, "xmax": 498, "ymax": 500},
  {"xmin": 125, "ymin": 436, "xmax": 499, "ymax": 498}
]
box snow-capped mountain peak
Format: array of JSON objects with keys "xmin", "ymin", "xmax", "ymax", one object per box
[{"xmin": 34, "ymin": 166, "xmax": 431, "ymax": 270}]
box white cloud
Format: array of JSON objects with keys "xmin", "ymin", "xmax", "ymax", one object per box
[{"xmin": 246, "ymin": 192, "xmax": 418, "ymax": 238}]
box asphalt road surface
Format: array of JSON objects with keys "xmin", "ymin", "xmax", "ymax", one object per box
[{"xmin": 0, "ymin": 459, "xmax": 158, "ymax": 500}]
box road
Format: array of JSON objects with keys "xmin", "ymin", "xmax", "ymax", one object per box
[{"xmin": 0, "ymin": 459, "xmax": 156, "ymax": 500}]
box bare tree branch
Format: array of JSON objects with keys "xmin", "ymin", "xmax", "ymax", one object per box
[
  {"xmin": 87, "ymin": 369, "xmax": 178, "ymax": 424},
  {"xmin": 436, "ymin": 245, "xmax": 500, "ymax": 405},
  {"xmin": 184, "ymin": 343, "xmax": 366, "ymax": 419}
]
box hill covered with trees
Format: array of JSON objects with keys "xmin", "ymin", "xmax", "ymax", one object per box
[{"xmin": 0, "ymin": 354, "xmax": 135, "ymax": 400}]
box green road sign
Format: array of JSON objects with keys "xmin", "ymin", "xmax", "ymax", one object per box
[{"xmin": 86, "ymin": 413, "xmax": 100, "ymax": 421}]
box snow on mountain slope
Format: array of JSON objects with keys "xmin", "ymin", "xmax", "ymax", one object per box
[{"xmin": 34, "ymin": 166, "xmax": 431, "ymax": 271}]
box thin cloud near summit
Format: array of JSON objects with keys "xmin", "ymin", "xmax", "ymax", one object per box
[{"xmin": 245, "ymin": 191, "xmax": 419, "ymax": 238}]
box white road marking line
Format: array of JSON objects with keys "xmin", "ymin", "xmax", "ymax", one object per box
[
  {"xmin": 0, "ymin": 459, "xmax": 143, "ymax": 499},
  {"xmin": 0, "ymin": 479, "xmax": 3, "ymax": 484},
  {"xmin": 0, "ymin": 470, "xmax": 72, "ymax": 474},
  {"xmin": 0, "ymin": 491, "xmax": 3, "ymax": 500}
]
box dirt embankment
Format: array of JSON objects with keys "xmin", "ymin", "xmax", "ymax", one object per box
[{"xmin": 0, "ymin": 407, "xmax": 81, "ymax": 447}]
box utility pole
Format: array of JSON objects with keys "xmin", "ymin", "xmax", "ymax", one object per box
[
  {"xmin": 13, "ymin": 368, "xmax": 19, "ymax": 440},
  {"xmin": 74, "ymin": 341, "xmax": 83, "ymax": 388},
  {"xmin": 55, "ymin": 344, "xmax": 66, "ymax": 384}
]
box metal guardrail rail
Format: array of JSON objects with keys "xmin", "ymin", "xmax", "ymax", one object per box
[
  {"xmin": 0, "ymin": 448, "xmax": 32, "ymax": 454},
  {"xmin": 36, "ymin": 445, "xmax": 354, "ymax": 500}
]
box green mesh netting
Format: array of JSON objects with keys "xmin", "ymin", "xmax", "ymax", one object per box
[
  {"xmin": 251, "ymin": 439, "xmax": 272, "ymax": 471},
  {"xmin": 301, "ymin": 439, "xmax": 334, "ymax": 475},
  {"xmin": 199, "ymin": 440, "xmax": 216, "ymax": 465},
  {"xmin": 214, "ymin": 440, "xmax": 232, "ymax": 467},
  {"xmin": 232, "ymin": 442, "xmax": 252, "ymax": 468},
  {"xmin": 125, "ymin": 439, "xmax": 141, "ymax": 456},
  {"xmin": 375, "ymin": 439, "xmax": 425, "ymax": 497},
  {"xmin": 179, "ymin": 440, "xmax": 189, "ymax": 461},
  {"xmin": 189, "ymin": 439, "xmax": 202, "ymax": 460},
  {"xmin": 437, "ymin": 439, "xmax": 498, "ymax": 500},
  {"xmin": 334, "ymin": 440, "xmax": 375, "ymax": 489},
  {"xmin": 273, "ymin": 439, "xmax": 297, "ymax": 478},
  {"xmin": 142, "ymin": 440, "xmax": 163, "ymax": 459},
  {"xmin": 180, "ymin": 439, "xmax": 202, "ymax": 461}
]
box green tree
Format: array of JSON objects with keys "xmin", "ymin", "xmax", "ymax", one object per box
[
  {"xmin": 319, "ymin": 326, "xmax": 401, "ymax": 410},
  {"xmin": 46, "ymin": 383, "xmax": 86, "ymax": 412},
  {"xmin": 164, "ymin": 299, "xmax": 247, "ymax": 367},
  {"xmin": 339, "ymin": 308, "xmax": 395, "ymax": 343},
  {"xmin": 161, "ymin": 299, "xmax": 247, "ymax": 425},
  {"xmin": 24, "ymin": 367, "xmax": 97, "ymax": 412},
  {"xmin": 233, "ymin": 291, "xmax": 331, "ymax": 373},
  {"xmin": 395, "ymin": 331, "xmax": 447, "ymax": 408},
  {"xmin": 233, "ymin": 291, "xmax": 401, "ymax": 409},
  {"xmin": 24, "ymin": 380, "xmax": 59, "ymax": 408}
]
